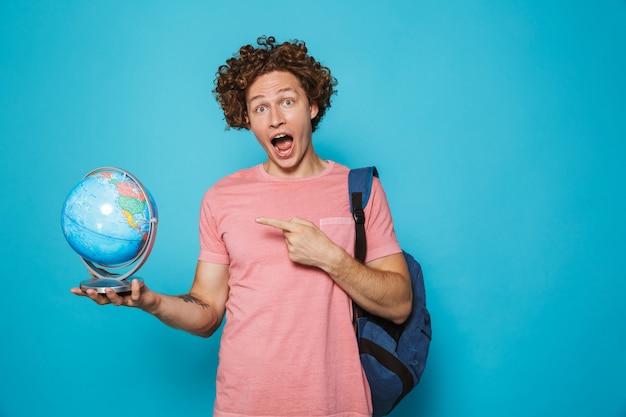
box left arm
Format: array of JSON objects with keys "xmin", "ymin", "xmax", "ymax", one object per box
[{"xmin": 255, "ymin": 216, "xmax": 412, "ymax": 324}]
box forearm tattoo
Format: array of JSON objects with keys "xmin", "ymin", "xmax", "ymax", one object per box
[{"xmin": 177, "ymin": 294, "xmax": 210, "ymax": 309}]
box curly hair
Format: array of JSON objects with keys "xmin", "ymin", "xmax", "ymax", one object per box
[{"xmin": 213, "ymin": 36, "xmax": 337, "ymax": 132}]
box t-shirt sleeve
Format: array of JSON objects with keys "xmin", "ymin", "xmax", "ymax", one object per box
[
  {"xmin": 364, "ymin": 177, "xmax": 402, "ymax": 262},
  {"xmin": 198, "ymin": 188, "xmax": 230, "ymax": 265}
]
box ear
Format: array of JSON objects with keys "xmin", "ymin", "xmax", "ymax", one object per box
[
  {"xmin": 244, "ymin": 112, "xmax": 250, "ymax": 129},
  {"xmin": 309, "ymin": 102, "xmax": 319, "ymax": 120}
]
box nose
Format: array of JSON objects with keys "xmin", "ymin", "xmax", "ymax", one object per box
[{"xmin": 270, "ymin": 107, "xmax": 285, "ymax": 128}]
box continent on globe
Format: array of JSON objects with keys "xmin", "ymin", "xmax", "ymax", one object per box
[{"xmin": 102, "ymin": 171, "xmax": 149, "ymax": 238}]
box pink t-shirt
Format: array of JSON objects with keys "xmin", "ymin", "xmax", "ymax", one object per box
[{"xmin": 199, "ymin": 161, "xmax": 401, "ymax": 417}]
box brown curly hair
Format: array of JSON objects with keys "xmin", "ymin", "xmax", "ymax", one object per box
[{"xmin": 213, "ymin": 36, "xmax": 337, "ymax": 132}]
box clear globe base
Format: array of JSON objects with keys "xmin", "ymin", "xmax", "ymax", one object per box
[{"xmin": 80, "ymin": 276, "xmax": 144, "ymax": 294}]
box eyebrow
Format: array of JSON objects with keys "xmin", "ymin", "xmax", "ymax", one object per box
[{"xmin": 248, "ymin": 87, "xmax": 298, "ymax": 104}]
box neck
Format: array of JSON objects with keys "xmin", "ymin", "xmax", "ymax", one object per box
[{"xmin": 263, "ymin": 153, "xmax": 328, "ymax": 178}]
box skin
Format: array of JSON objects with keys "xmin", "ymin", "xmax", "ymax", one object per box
[{"xmin": 70, "ymin": 70, "xmax": 412, "ymax": 333}]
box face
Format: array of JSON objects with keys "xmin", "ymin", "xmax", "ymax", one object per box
[{"xmin": 245, "ymin": 71, "xmax": 321, "ymax": 178}]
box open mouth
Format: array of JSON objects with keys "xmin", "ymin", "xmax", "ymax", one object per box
[{"xmin": 271, "ymin": 134, "xmax": 294, "ymax": 156}]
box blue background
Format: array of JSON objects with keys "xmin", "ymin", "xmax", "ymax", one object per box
[{"xmin": 1, "ymin": 1, "xmax": 625, "ymax": 416}]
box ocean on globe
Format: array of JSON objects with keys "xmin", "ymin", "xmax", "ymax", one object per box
[{"xmin": 61, "ymin": 168, "xmax": 157, "ymax": 267}]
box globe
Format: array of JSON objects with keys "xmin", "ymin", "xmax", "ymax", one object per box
[{"xmin": 61, "ymin": 167, "xmax": 158, "ymax": 292}]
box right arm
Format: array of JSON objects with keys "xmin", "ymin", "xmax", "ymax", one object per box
[
  {"xmin": 145, "ymin": 261, "xmax": 229, "ymax": 337},
  {"xmin": 71, "ymin": 260, "xmax": 230, "ymax": 338}
]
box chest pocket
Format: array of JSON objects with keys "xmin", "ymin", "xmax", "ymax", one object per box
[{"xmin": 320, "ymin": 217, "xmax": 356, "ymax": 257}]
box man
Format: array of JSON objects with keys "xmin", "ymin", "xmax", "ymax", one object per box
[{"xmin": 72, "ymin": 36, "xmax": 412, "ymax": 417}]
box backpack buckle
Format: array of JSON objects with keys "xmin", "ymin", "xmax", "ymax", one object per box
[{"xmin": 353, "ymin": 208, "xmax": 365, "ymax": 225}]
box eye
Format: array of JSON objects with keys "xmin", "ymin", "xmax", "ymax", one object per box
[
  {"xmin": 283, "ymin": 99, "xmax": 294, "ymax": 106},
  {"xmin": 255, "ymin": 105, "xmax": 267, "ymax": 113}
]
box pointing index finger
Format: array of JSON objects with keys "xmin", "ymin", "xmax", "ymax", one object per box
[{"xmin": 255, "ymin": 217, "xmax": 293, "ymax": 231}]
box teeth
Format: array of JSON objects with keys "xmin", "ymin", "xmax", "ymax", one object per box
[{"xmin": 272, "ymin": 134, "xmax": 289, "ymax": 147}]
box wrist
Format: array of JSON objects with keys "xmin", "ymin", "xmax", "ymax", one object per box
[
  {"xmin": 141, "ymin": 290, "xmax": 162, "ymax": 315},
  {"xmin": 323, "ymin": 245, "xmax": 355, "ymax": 281}
]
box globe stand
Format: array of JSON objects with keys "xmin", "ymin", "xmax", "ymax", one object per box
[
  {"xmin": 80, "ymin": 276, "xmax": 144, "ymax": 294},
  {"xmin": 78, "ymin": 248, "xmax": 152, "ymax": 295}
]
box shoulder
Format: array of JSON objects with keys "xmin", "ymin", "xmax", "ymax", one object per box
[
  {"xmin": 215, "ymin": 165, "xmax": 261, "ymax": 187},
  {"xmin": 203, "ymin": 165, "xmax": 262, "ymax": 198},
  {"xmin": 329, "ymin": 160, "xmax": 349, "ymax": 173},
  {"xmin": 324, "ymin": 160, "xmax": 350, "ymax": 181}
]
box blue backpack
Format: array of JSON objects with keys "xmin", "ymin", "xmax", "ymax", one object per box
[{"xmin": 349, "ymin": 166, "xmax": 432, "ymax": 417}]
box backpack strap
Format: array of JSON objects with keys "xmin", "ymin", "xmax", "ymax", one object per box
[{"xmin": 348, "ymin": 166, "xmax": 379, "ymax": 263}]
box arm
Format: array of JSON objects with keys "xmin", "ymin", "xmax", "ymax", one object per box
[
  {"xmin": 255, "ymin": 217, "xmax": 412, "ymax": 324},
  {"xmin": 325, "ymin": 249, "xmax": 412, "ymax": 325},
  {"xmin": 70, "ymin": 260, "xmax": 230, "ymax": 338},
  {"xmin": 144, "ymin": 261, "xmax": 229, "ymax": 337}
]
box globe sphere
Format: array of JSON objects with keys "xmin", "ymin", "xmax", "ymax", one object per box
[{"xmin": 61, "ymin": 168, "xmax": 157, "ymax": 267}]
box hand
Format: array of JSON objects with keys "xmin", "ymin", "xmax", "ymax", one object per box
[
  {"xmin": 255, "ymin": 216, "xmax": 341, "ymax": 270},
  {"xmin": 256, "ymin": 217, "xmax": 412, "ymax": 323},
  {"xmin": 70, "ymin": 278, "xmax": 158, "ymax": 311}
]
